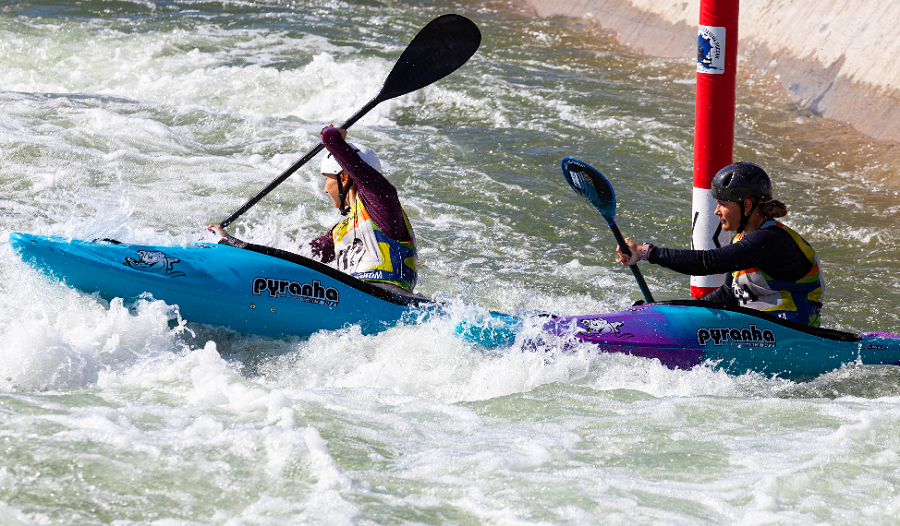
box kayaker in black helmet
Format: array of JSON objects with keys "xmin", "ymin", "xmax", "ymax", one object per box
[{"xmin": 616, "ymin": 162, "xmax": 825, "ymax": 326}]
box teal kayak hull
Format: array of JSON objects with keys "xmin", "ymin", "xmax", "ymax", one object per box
[{"xmin": 10, "ymin": 232, "xmax": 430, "ymax": 337}]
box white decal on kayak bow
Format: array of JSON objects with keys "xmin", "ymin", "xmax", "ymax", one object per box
[
  {"xmin": 123, "ymin": 250, "xmax": 185, "ymax": 277},
  {"xmin": 578, "ymin": 318, "xmax": 634, "ymax": 338},
  {"xmin": 697, "ymin": 325, "xmax": 775, "ymax": 347},
  {"xmin": 252, "ymin": 277, "xmax": 339, "ymax": 306}
]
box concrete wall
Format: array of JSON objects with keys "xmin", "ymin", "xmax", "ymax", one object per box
[{"xmin": 522, "ymin": 0, "xmax": 900, "ymax": 144}]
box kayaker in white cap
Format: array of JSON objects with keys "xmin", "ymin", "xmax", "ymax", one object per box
[{"xmin": 210, "ymin": 125, "xmax": 418, "ymax": 294}]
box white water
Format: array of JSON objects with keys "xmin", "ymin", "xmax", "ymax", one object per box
[{"xmin": 2, "ymin": 1, "xmax": 900, "ymax": 524}]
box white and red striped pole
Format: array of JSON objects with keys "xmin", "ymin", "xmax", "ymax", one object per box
[{"xmin": 691, "ymin": 0, "xmax": 739, "ymax": 298}]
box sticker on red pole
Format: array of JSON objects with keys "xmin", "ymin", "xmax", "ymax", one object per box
[{"xmin": 698, "ymin": 26, "xmax": 726, "ymax": 74}]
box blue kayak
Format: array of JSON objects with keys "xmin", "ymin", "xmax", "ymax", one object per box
[{"xmin": 10, "ymin": 232, "xmax": 431, "ymax": 337}]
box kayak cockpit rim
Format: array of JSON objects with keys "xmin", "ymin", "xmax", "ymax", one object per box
[
  {"xmin": 91, "ymin": 237, "xmax": 434, "ymax": 308},
  {"xmin": 650, "ymin": 299, "xmax": 862, "ymax": 342},
  {"xmin": 232, "ymin": 242, "xmax": 434, "ymax": 308}
]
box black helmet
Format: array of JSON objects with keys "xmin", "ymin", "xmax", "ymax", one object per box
[{"xmin": 711, "ymin": 162, "xmax": 773, "ymax": 203}]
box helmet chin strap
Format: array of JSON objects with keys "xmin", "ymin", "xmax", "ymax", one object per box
[
  {"xmin": 736, "ymin": 197, "xmax": 762, "ymax": 234},
  {"xmin": 336, "ymin": 172, "xmax": 351, "ymax": 216}
]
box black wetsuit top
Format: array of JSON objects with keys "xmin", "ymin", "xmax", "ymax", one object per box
[{"xmin": 648, "ymin": 225, "xmax": 814, "ymax": 306}]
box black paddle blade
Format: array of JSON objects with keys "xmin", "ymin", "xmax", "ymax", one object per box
[
  {"xmin": 218, "ymin": 14, "xmax": 480, "ymax": 228},
  {"xmin": 561, "ymin": 158, "xmax": 617, "ymax": 224},
  {"xmin": 377, "ymin": 14, "xmax": 481, "ymax": 102}
]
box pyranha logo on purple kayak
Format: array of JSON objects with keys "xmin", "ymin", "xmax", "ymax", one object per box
[
  {"xmin": 697, "ymin": 325, "xmax": 776, "ymax": 347},
  {"xmin": 252, "ymin": 277, "xmax": 339, "ymax": 306},
  {"xmin": 578, "ymin": 318, "xmax": 634, "ymax": 338}
]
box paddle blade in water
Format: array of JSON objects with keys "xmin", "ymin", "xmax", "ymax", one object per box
[
  {"xmin": 561, "ymin": 158, "xmax": 617, "ymax": 224},
  {"xmin": 378, "ymin": 14, "xmax": 481, "ymax": 101}
]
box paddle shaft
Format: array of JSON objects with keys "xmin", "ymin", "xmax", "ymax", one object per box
[
  {"xmin": 218, "ymin": 98, "xmax": 377, "ymax": 229},
  {"xmin": 607, "ymin": 220, "xmax": 655, "ymax": 304},
  {"xmin": 218, "ymin": 14, "xmax": 481, "ymax": 229}
]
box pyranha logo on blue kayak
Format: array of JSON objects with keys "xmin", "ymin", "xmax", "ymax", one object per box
[
  {"xmin": 252, "ymin": 277, "xmax": 339, "ymax": 306},
  {"xmin": 123, "ymin": 250, "xmax": 185, "ymax": 277},
  {"xmin": 697, "ymin": 325, "xmax": 775, "ymax": 347}
]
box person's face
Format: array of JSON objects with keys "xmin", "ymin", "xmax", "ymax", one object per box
[
  {"xmin": 323, "ymin": 172, "xmax": 346, "ymax": 209},
  {"xmin": 714, "ymin": 200, "xmax": 742, "ymax": 231}
]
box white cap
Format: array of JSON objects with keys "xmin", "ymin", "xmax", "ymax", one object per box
[{"xmin": 320, "ymin": 142, "xmax": 382, "ymax": 175}]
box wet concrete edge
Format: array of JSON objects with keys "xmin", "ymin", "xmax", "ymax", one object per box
[{"xmin": 520, "ymin": 0, "xmax": 900, "ymax": 146}]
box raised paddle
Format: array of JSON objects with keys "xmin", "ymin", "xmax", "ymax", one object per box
[
  {"xmin": 219, "ymin": 14, "xmax": 482, "ymax": 228},
  {"xmin": 561, "ymin": 158, "xmax": 655, "ymax": 304}
]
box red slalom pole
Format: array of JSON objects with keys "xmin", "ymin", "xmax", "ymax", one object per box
[{"xmin": 690, "ymin": 0, "xmax": 739, "ymax": 298}]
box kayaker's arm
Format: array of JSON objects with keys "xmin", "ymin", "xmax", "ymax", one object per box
[
  {"xmin": 699, "ymin": 281, "xmax": 739, "ymax": 305},
  {"xmin": 320, "ymin": 127, "xmax": 409, "ymax": 241},
  {"xmin": 218, "ymin": 235, "xmax": 248, "ymax": 248},
  {"xmin": 307, "ymin": 233, "xmax": 335, "ymax": 263},
  {"xmin": 647, "ymin": 227, "xmax": 811, "ymax": 280},
  {"xmin": 208, "ymin": 224, "xmax": 248, "ymax": 248},
  {"xmin": 210, "ymin": 223, "xmax": 336, "ymax": 264}
]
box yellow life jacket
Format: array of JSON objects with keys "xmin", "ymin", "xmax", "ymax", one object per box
[
  {"xmin": 731, "ymin": 220, "xmax": 824, "ymax": 326},
  {"xmin": 331, "ymin": 195, "xmax": 417, "ymax": 292}
]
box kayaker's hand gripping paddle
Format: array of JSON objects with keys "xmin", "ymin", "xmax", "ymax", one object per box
[
  {"xmin": 561, "ymin": 158, "xmax": 655, "ymax": 304},
  {"xmin": 218, "ymin": 14, "xmax": 482, "ymax": 228}
]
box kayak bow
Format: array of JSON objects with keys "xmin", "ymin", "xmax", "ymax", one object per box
[{"xmin": 10, "ymin": 232, "xmax": 431, "ymax": 336}]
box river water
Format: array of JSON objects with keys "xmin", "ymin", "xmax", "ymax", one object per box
[{"xmin": 2, "ymin": 0, "xmax": 900, "ymax": 524}]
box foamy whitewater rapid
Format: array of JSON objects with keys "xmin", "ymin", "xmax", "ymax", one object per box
[{"xmin": 2, "ymin": 1, "xmax": 900, "ymax": 524}]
